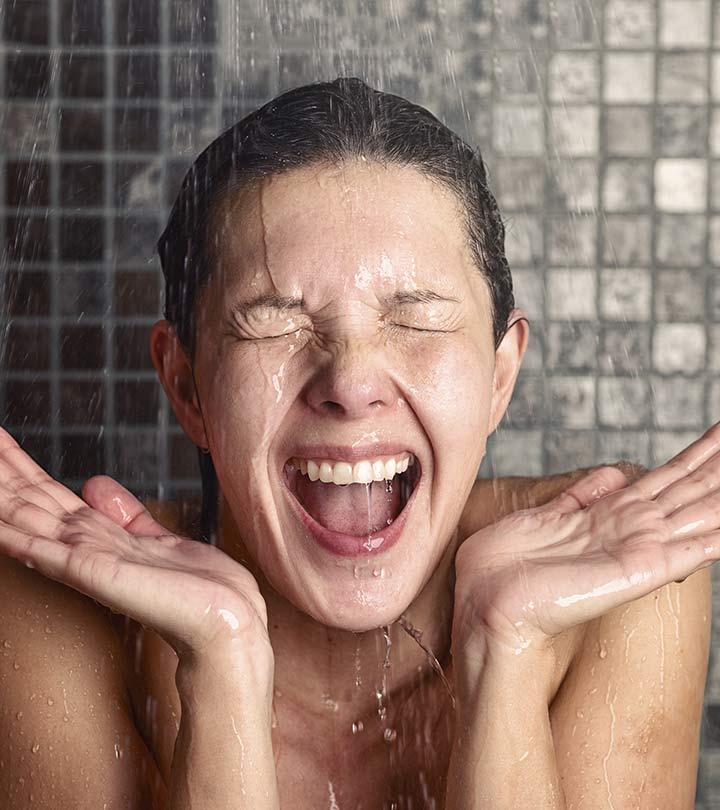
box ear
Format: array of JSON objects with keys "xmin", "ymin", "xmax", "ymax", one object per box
[
  {"xmin": 149, "ymin": 320, "xmax": 208, "ymax": 449},
  {"xmin": 487, "ymin": 308, "xmax": 529, "ymax": 435}
]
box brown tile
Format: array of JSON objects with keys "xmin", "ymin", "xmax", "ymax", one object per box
[
  {"xmin": 58, "ymin": 270, "xmax": 107, "ymax": 317},
  {"xmin": 60, "ymin": 434, "xmax": 104, "ymax": 479},
  {"xmin": 114, "ymin": 0, "xmax": 159, "ymax": 44},
  {"xmin": 5, "ymin": 216, "xmax": 51, "ymax": 262},
  {"xmin": 59, "ymin": 0, "xmax": 104, "ymax": 45},
  {"xmin": 6, "ymin": 160, "xmax": 50, "ymax": 207},
  {"xmin": 115, "ymin": 379, "xmax": 159, "ymax": 424},
  {"xmin": 4, "ymin": 0, "xmax": 49, "ymax": 44},
  {"xmin": 113, "ymin": 324, "xmax": 153, "ymax": 370},
  {"xmin": 58, "ymin": 216, "xmax": 104, "ymax": 261},
  {"xmin": 3, "ymin": 379, "xmax": 51, "ymax": 426},
  {"xmin": 114, "ymin": 53, "xmax": 160, "ymax": 99},
  {"xmin": 60, "ymin": 379, "xmax": 105, "ymax": 424},
  {"xmin": 114, "ymin": 271, "xmax": 160, "ymax": 315},
  {"xmin": 60, "ymin": 325, "xmax": 105, "ymax": 370},
  {"xmin": 59, "ymin": 54, "xmax": 105, "ymax": 98},
  {"xmin": 113, "ymin": 106, "xmax": 160, "ymax": 152},
  {"xmin": 6, "ymin": 53, "xmax": 50, "ymax": 98},
  {"xmin": 59, "ymin": 162, "xmax": 105, "ymax": 207},
  {"xmin": 5, "ymin": 270, "xmax": 50, "ymax": 317},
  {"xmin": 59, "ymin": 107, "xmax": 105, "ymax": 152},
  {"xmin": 4, "ymin": 323, "xmax": 50, "ymax": 371}
]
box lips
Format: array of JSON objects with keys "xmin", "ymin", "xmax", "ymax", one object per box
[{"xmin": 281, "ymin": 457, "xmax": 422, "ymax": 557}]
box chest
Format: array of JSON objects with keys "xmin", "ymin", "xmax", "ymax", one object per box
[{"xmin": 113, "ymin": 615, "xmax": 585, "ymax": 809}]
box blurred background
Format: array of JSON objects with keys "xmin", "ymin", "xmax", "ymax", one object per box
[{"xmin": 0, "ymin": 0, "xmax": 718, "ymax": 804}]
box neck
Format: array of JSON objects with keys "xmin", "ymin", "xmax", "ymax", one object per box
[{"xmin": 217, "ymin": 494, "xmax": 459, "ymax": 733}]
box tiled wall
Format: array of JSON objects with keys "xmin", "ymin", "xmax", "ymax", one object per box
[{"xmin": 1, "ymin": 0, "xmax": 719, "ymax": 804}]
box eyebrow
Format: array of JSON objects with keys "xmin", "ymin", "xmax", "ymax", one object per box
[{"xmin": 229, "ymin": 288, "xmax": 460, "ymax": 318}]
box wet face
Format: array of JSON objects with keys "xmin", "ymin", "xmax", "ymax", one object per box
[{"xmin": 173, "ymin": 160, "xmax": 522, "ymax": 631}]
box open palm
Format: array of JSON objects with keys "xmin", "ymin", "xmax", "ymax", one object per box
[
  {"xmin": 0, "ymin": 428, "xmax": 269, "ymax": 660},
  {"xmin": 454, "ymin": 421, "xmax": 720, "ymax": 658}
]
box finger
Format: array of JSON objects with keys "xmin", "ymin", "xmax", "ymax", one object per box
[
  {"xmin": 82, "ymin": 476, "xmax": 168, "ymax": 537},
  {"xmin": 654, "ymin": 447, "xmax": 720, "ymax": 517},
  {"xmin": 0, "ymin": 490, "xmax": 64, "ymax": 539},
  {"xmin": 633, "ymin": 421, "xmax": 720, "ymax": 501},
  {"xmin": 664, "ymin": 530, "xmax": 720, "ymax": 584},
  {"xmin": 545, "ymin": 465, "xmax": 630, "ymax": 515},
  {"xmin": 664, "ymin": 486, "xmax": 720, "ymax": 540},
  {"xmin": 0, "ymin": 432, "xmax": 85, "ymax": 514}
]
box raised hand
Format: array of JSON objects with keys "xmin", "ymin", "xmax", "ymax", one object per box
[
  {"xmin": 0, "ymin": 427, "xmax": 271, "ymax": 663},
  {"xmin": 452, "ymin": 421, "xmax": 720, "ymax": 663}
]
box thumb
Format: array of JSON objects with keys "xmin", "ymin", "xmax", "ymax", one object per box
[
  {"xmin": 82, "ymin": 475, "xmax": 167, "ymax": 537},
  {"xmin": 546, "ymin": 465, "xmax": 630, "ymax": 515}
]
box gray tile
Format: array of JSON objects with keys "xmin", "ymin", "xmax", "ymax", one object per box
[
  {"xmin": 504, "ymin": 213, "xmax": 544, "ymax": 266},
  {"xmin": 655, "ymin": 270, "xmax": 706, "ymax": 320},
  {"xmin": 656, "ymin": 106, "xmax": 708, "ymax": 157},
  {"xmin": 651, "ymin": 376, "xmax": 706, "ymax": 427},
  {"xmin": 548, "ymin": 52, "xmax": 599, "ymax": 102},
  {"xmin": 653, "ymin": 323, "xmax": 707, "ymax": 374},
  {"xmin": 487, "ymin": 429, "xmax": 544, "ymax": 476},
  {"xmin": 660, "ymin": 0, "xmax": 711, "ymax": 47},
  {"xmin": 658, "ymin": 52, "xmax": 709, "ymax": 103},
  {"xmin": 596, "ymin": 430, "xmax": 652, "ymax": 468},
  {"xmin": 504, "ymin": 375, "xmax": 545, "ymax": 428},
  {"xmin": 656, "ymin": 215, "xmax": 706, "ymax": 266},
  {"xmin": 494, "ymin": 158, "xmax": 545, "ymax": 210},
  {"xmin": 548, "ymin": 376, "xmax": 596, "ymax": 428},
  {"xmin": 605, "ymin": 106, "xmax": 654, "ymax": 156},
  {"xmin": 549, "ymin": 105, "xmax": 599, "ymax": 155},
  {"xmin": 547, "ymin": 268, "xmax": 597, "ymax": 318},
  {"xmin": 599, "ymin": 268, "xmax": 652, "ymax": 320},
  {"xmin": 546, "ymin": 158, "xmax": 599, "ymax": 212},
  {"xmin": 605, "ymin": 0, "xmax": 655, "ymax": 47},
  {"xmin": 604, "ymin": 52, "xmax": 655, "ymax": 103},
  {"xmin": 602, "ymin": 215, "xmax": 652, "ymax": 266},
  {"xmin": 547, "ymin": 215, "xmax": 597, "ymax": 265},
  {"xmin": 546, "ymin": 322, "xmax": 599, "ymax": 370},
  {"xmin": 493, "ymin": 105, "xmax": 544, "ymax": 155},
  {"xmin": 600, "ymin": 325, "xmax": 651, "ymax": 374},
  {"xmin": 602, "ymin": 159, "xmax": 652, "ymax": 211},
  {"xmin": 598, "ymin": 377, "xmax": 650, "ymax": 426},
  {"xmin": 511, "ymin": 269, "xmax": 545, "ymax": 320},
  {"xmin": 544, "ymin": 430, "xmax": 598, "ymax": 473}
]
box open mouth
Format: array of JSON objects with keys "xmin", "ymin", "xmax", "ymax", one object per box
[{"xmin": 282, "ymin": 453, "xmax": 422, "ymax": 538}]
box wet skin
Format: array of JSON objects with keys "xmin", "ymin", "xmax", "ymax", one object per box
[{"xmin": 0, "ymin": 159, "xmax": 715, "ymax": 807}]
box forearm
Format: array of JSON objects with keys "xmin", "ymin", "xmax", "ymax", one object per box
[
  {"xmin": 169, "ymin": 644, "xmax": 280, "ymax": 810},
  {"xmin": 445, "ymin": 649, "xmax": 565, "ymax": 810}
]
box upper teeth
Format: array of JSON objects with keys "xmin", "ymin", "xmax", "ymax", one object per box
[{"xmin": 291, "ymin": 453, "xmax": 415, "ymax": 485}]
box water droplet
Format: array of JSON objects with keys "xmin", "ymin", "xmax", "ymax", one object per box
[
  {"xmin": 114, "ymin": 743, "xmax": 122, "ymax": 760},
  {"xmin": 598, "ymin": 642, "xmax": 607, "ymax": 659},
  {"xmin": 31, "ymin": 743, "xmax": 40, "ymax": 754},
  {"xmin": 384, "ymin": 728, "xmax": 397, "ymax": 742},
  {"xmin": 12, "ymin": 661, "xmax": 20, "ymax": 670},
  {"xmin": 3, "ymin": 639, "xmax": 11, "ymax": 648},
  {"xmin": 15, "ymin": 711, "xmax": 23, "ymax": 720},
  {"xmin": 351, "ymin": 720, "xmax": 364, "ymax": 734},
  {"xmin": 44, "ymin": 626, "xmax": 52, "ymax": 634},
  {"xmin": 372, "ymin": 568, "xmax": 385, "ymax": 578},
  {"xmin": 47, "ymin": 698, "xmax": 54, "ymax": 706},
  {"xmin": 576, "ymin": 709, "xmax": 585, "ymax": 719}
]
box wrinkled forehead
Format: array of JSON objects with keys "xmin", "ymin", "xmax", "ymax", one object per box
[{"xmin": 205, "ymin": 161, "xmax": 480, "ymax": 299}]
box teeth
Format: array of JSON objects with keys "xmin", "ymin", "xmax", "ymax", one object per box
[{"xmin": 291, "ymin": 453, "xmax": 415, "ymax": 486}]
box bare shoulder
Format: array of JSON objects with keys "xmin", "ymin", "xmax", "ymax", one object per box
[{"xmin": 550, "ymin": 568, "xmax": 711, "ymax": 807}]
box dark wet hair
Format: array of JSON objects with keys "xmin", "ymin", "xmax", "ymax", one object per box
[{"xmin": 157, "ymin": 76, "xmax": 515, "ymax": 543}]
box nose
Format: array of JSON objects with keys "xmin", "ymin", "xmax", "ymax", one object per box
[{"xmin": 303, "ymin": 338, "xmax": 398, "ymax": 419}]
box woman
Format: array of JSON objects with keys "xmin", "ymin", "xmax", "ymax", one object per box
[{"xmin": 0, "ymin": 77, "xmax": 713, "ymax": 809}]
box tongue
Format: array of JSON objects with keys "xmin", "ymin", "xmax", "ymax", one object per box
[{"xmin": 295, "ymin": 476, "xmax": 402, "ymax": 535}]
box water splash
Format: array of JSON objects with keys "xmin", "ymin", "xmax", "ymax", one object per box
[{"xmin": 397, "ymin": 614, "xmax": 456, "ymax": 710}]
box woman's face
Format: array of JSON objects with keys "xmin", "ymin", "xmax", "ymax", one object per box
[{"xmin": 160, "ymin": 160, "xmax": 525, "ymax": 631}]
